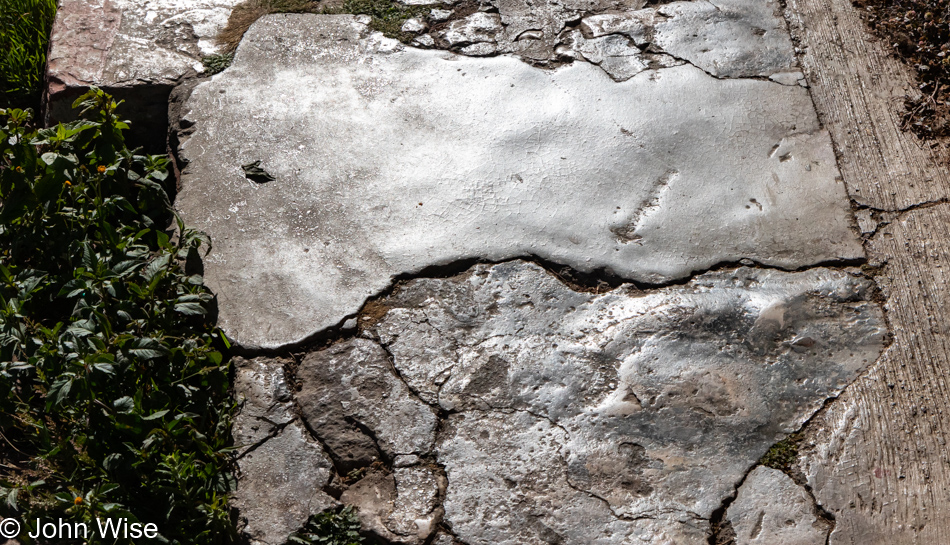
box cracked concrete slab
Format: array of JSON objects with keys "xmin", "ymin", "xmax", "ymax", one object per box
[
  {"xmin": 255, "ymin": 260, "xmax": 886, "ymax": 544},
  {"xmin": 726, "ymin": 467, "xmax": 831, "ymax": 545},
  {"xmin": 175, "ymin": 13, "xmax": 862, "ymax": 349}
]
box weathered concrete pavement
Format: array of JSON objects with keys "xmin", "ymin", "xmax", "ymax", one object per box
[
  {"xmin": 43, "ymin": 0, "xmax": 950, "ymax": 541},
  {"xmin": 176, "ymin": 13, "xmax": 861, "ymax": 350},
  {"xmin": 171, "ymin": 5, "xmax": 884, "ymax": 545}
]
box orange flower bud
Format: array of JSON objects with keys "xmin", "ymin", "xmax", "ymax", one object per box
[
  {"xmin": 74, "ymin": 496, "xmax": 83, "ymax": 505},
  {"xmin": 97, "ymin": 165, "xmax": 106, "ymax": 173}
]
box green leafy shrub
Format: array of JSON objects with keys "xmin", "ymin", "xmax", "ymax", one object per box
[
  {"xmin": 0, "ymin": 90, "xmax": 234, "ymax": 544},
  {"xmin": 0, "ymin": 0, "xmax": 58, "ymax": 109},
  {"xmin": 287, "ymin": 507, "xmax": 364, "ymax": 545}
]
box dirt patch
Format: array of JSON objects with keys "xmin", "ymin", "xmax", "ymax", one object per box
[
  {"xmin": 853, "ymin": 0, "xmax": 950, "ymax": 139},
  {"xmin": 217, "ymin": 0, "xmax": 321, "ymax": 52}
]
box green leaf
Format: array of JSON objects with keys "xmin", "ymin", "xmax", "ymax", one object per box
[
  {"xmin": 113, "ymin": 396, "xmax": 135, "ymax": 413},
  {"xmin": 142, "ymin": 410, "xmax": 169, "ymax": 421},
  {"xmin": 47, "ymin": 376, "xmax": 74, "ymax": 407},
  {"xmin": 174, "ymin": 302, "xmax": 206, "ymax": 315}
]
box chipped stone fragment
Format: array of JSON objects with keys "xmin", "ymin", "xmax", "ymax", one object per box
[
  {"xmin": 234, "ymin": 422, "xmax": 337, "ymax": 545},
  {"xmin": 414, "ymin": 34, "xmax": 436, "ymax": 47},
  {"xmin": 429, "ymin": 8, "xmax": 453, "ymax": 21},
  {"xmin": 340, "ymin": 467, "xmax": 444, "ymax": 544},
  {"xmin": 296, "ymin": 339, "xmax": 439, "ymax": 470},
  {"xmin": 401, "ymin": 17, "xmax": 427, "ymax": 33},
  {"xmin": 440, "ymin": 12, "xmax": 503, "ymax": 46},
  {"xmin": 231, "ymin": 356, "xmax": 294, "ymax": 454},
  {"xmin": 177, "ymin": 15, "xmax": 863, "ymax": 349},
  {"xmin": 726, "ymin": 467, "xmax": 831, "ymax": 545},
  {"xmin": 566, "ymin": 32, "xmax": 650, "ymax": 80},
  {"xmin": 580, "ymin": 10, "xmax": 656, "ymax": 44}
]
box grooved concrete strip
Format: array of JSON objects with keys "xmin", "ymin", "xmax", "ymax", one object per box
[{"xmin": 175, "ymin": 14, "xmax": 862, "ymax": 349}]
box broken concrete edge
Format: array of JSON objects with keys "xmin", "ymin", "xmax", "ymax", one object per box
[{"xmin": 217, "ymin": 253, "xmax": 871, "ymax": 355}]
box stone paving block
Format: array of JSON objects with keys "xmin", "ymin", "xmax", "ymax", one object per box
[
  {"xmin": 371, "ymin": 260, "xmax": 884, "ymax": 541},
  {"xmin": 175, "ymin": 14, "xmax": 863, "ymax": 349},
  {"xmin": 263, "ymin": 260, "xmax": 885, "ymax": 543},
  {"xmin": 44, "ymin": 0, "xmax": 242, "ymax": 150},
  {"xmin": 231, "ymin": 356, "xmax": 295, "ymax": 454}
]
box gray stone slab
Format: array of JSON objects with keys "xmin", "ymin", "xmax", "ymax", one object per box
[
  {"xmin": 44, "ymin": 0, "xmax": 242, "ymax": 149},
  {"xmin": 726, "ymin": 466, "xmax": 831, "ymax": 545},
  {"xmin": 233, "ymin": 421, "xmax": 338, "ymax": 545},
  {"xmin": 47, "ymin": 0, "xmax": 237, "ymax": 90},
  {"xmin": 339, "ymin": 467, "xmax": 445, "ymax": 544},
  {"xmin": 369, "ymin": 260, "xmax": 885, "ymax": 540},
  {"xmin": 176, "ymin": 14, "xmax": 863, "ymax": 349}
]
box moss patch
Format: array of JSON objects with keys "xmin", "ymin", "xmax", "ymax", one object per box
[
  {"xmin": 202, "ymin": 52, "xmax": 235, "ymax": 75},
  {"xmin": 328, "ymin": 0, "xmax": 432, "ymax": 41},
  {"xmin": 760, "ymin": 432, "xmax": 805, "ymax": 471}
]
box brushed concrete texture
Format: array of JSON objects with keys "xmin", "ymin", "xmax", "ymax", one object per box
[{"xmin": 175, "ymin": 14, "xmax": 862, "ymax": 349}]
